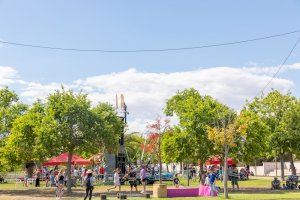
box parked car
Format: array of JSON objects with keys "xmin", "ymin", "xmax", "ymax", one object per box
[{"xmin": 154, "ymin": 171, "xmax": 174, "ymax": 181}]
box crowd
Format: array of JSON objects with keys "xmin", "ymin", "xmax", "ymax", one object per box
[
  {"xmin": 19, "ymin": 162, "xmax": 256, "ymax": 199},
  {"xmin": 21, "ymin": 164, "xmax": 150, "ymax": 200}
]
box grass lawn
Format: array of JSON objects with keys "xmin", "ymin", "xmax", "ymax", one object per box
[
  {"xmin": 143, "ymin": 192, "xmax": 300, "ymax": 200},
  {"xmin": 0, "ymin": 177, "xmax": 299, "ymax": 200},
  {"xmin": 178, "ymin": 176, "xmax": 272, "ymax": 188}
]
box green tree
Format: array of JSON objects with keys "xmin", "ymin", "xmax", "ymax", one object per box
[
  {"xmin": 162, "ymin": 126, "xmax": 194, "ymax": 165},
  {"xmin": 0, "ymin": 87, "xmax": 27, "ymax": 138},
  {"xmin": 164, "ymin": 88, "xmax": 229, "ymax": 170},
  {"xmin": 43, "ymin": 89, "xmax": 122, "ymax": 193},
  {"xmin": 124, "ymin": 132, "xmax": 144, "ymax": 164},
  {"xmin": 233, "ymin": 110, "xmax": 270, "ymax": 165},
  {"xmin": 3, "ymin": 101, "xmax": 51, "ymax": 174},
  {"xmin": 247, "ymin": 90, "xmax": 298, "ymax": 179},
  {"xmin": 207, "ymin": 110, "xmax": 247, "ymax": 199},
  {"xmin": 92, "ymin": 102, "xmax": 122, "ymax": 154},
  {"xmin": 0, "ymin": 87, "xmax": 27, "ymax": 171},
  {"xmin": 277, "ymin": 98, "xmax": 300, "ymax": 175}
]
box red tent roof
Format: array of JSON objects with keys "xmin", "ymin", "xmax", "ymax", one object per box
[
  {"xmin": 43, "ymin": 152, "xmax": 91, "ymax": 166},
  {"xmin": 206, "ymin": 156, "xmax": 234, "ymax": 165}
]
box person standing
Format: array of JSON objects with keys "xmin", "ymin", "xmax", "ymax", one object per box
[
  {"xmin": 208, "ymin": 169, "xmax": 216, "ymax": 196},
  {"xmin": 55, "ymin": 169, "xmax": 65, "ymax": 200},
  {"xmin": 140, "ymin": 165, "xmax": 146, "ymax": 194},
  {"xmin": 218, "ymin": 167, "xmax": 223, "ymax": 182},
  {"xmin": 49, "ymin": 170, "xmax": 55, "ymax": 187},
  {"xmin": 45, "ymin": 170, "xmax": 50, "ymax": 187},
  {"xmin": 99, "ymin": 166, "xmax": 105, "ymax": 182},
  {"xmin": 231, "ymin": 164, "xmax": 239, "ymax": 191},
  {"xmin": 126, "ymin": 168, "xmax": 138, "ymax": 193},
  {"xmin": 84, "ymin": 170, "xmax": 94, "ymax": 200},
  {"xmin": 73, "ymin": 167, "xmax": 79, "ymax": 186},
  {"xmin": 35, "ymin": 168, "xmax": 41, "ymax": 187}
]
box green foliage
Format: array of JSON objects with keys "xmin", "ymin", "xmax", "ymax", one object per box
[
  {"xmin": 161, "ymin": 127, "xmax": 194, "ymax": 163},
  {"xmin": 247, "ymin": 90, "xmax": 298, "ymax": 156},
  {"xmin": 233, "ymin": 110, "xmax": 270, "ymax": 164},
  {"xmin": 0, "ymin": 87, "xmax": 27, "ymax": 171},
  {"xmin": 164, "ymin": 88, "xmax": 234, "ymax": 163},
  {"xmin": 92, "ymin": 102, "xmax": 122, "ymax": 154},
  {"xmin": 0, "ymin": 88, "xmax": 122, "ymax": 177},
  {"xmin": 3, "ymin": 102, "xmax": 48, "ymax": 167},
  {"xmin": 124, "ymin": 132, "xmax": 144, "ymax": 164},
  {"xmin": 0, "ymin": 87, "xmax": 27, "ymax": 137}
]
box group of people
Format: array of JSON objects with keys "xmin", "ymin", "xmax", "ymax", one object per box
[
  {"xmin": 107, "ymin": 165, "xmax": 147, "ymax": 194},
  {"xmin": 20, "ymin": 162, "xmax": 255, "ymax": 199},
  {"xmin": 53, "ymin": 168, "xmax": 95, "ymax": 200}
]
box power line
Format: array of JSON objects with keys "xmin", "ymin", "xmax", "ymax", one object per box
[
  {"xmin": 0, "ymin": 29, "xmax": 300, "ymax": 53},
  {"xmin": 253, "ymin": 36, "xmax": 300, "ymax": 99}
]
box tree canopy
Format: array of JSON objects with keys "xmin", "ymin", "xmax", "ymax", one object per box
[
  {"xmin": 0, "ymin": 87, "xmax": 122, "ymax": 193},
  {"xmin": 164, "ymin": 88, "xmax": 233, "ymax": 165}
]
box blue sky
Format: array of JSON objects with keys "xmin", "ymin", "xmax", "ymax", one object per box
[{"xmin": 0, "ymin": 1, "xmax": 300, "ymax": 131}]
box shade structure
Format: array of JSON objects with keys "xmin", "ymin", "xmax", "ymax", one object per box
[
  {"xmin": 205, "ymin": 156, "xmax": 234, "ymax": 165},
  {"xmin": 43, "ymin": 152, "xmax": 91, "ymax": 166}
]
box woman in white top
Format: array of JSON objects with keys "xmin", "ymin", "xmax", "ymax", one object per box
[{"xmin": 107, "ymin": 168, "xmax": 121, "ymax": 192}]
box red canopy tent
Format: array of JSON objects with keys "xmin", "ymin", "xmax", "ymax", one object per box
[
  {"xmin": 43, "ymin": 152, "xmax": 91, "ymax": 166},
  {"xmin": 205, "ymin": 156, "xmax": 234, "ymax": 165}
]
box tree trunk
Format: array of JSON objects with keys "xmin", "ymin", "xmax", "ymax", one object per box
[
  {"xmin": 254, "ymin": 159, "xmax": 257, "ymax": 176},
  {"xmin": 166, "ymin": 164, "xmax": 169, "ymax": 172},
  {"xmin": 25, "ymin": 161, "xmax": 35, "ymax": 178},
  {"xmin": 198, "ymin": 160, "xmax": 203, "ymax": 174},
  {"xmin": 158, "ymin": 135, "xmax": 162, "ymax": 184},
  {"xmin": 275, "ymin": 156, "xmax": 278, "ymax": 177},
  {"xmin": 223, "ymin": 145, "xmax": 229, "ymax": 199},
  {"xmin": 180, "ymin": 162, "xmax": 183, "ymax": 174},
  {"xmin": 289, "ymin": 153, "xmax": 296, "ymax": 175},
  {"xmin": 280, "ymin": 154, "xmax": 285, "ymax": 181},
  {"xmin": 187, "ymin": 163, "xmax": 190, "ymax": 186},
  {"xmin": 66, "ymin": 151, "xmax": 73, "ymax": 194}
]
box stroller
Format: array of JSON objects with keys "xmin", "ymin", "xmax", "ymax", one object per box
[
  {"xmin": 271, "ymin": 177, "xmax": 281, "ymax": 190},
  {"xmin": 286, "ymin": 175, "xmax": 298, "ymax": 190}
]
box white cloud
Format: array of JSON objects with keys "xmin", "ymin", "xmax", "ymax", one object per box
[
  {"xmin": 20, "ymin": 82, "xmax": 65, "ymax": 102},
  {"xmin": 0, "ymin": 66, "xmax": 18, "ymax": 86},
  {"xmin": 1, "ymin": 63, "xmax": 299, "ymax": 132},
  {"xmin": 290, "ymin": 63, "xmax": 300, "ymax": 69},
  {"xmin": 72, "ymin": 66, "xmax": 295, "ymax": 132}
]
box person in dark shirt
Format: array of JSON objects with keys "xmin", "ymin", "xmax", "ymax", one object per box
[
  {"xmin": 125, "ymin": 168, "xmax": 137, "ymax": 193},
  {"xmin": 173, "ymin": 174, "xmax": 180, "ymax": 188}
]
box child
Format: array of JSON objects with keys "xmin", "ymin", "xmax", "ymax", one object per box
[
  {"xmin": 173, "ymin": 174, "xmax": 180, "ymax": 188},
  {"xmin": 107, "ymin": 168, "xmax": 121, "ymax": 192}
]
